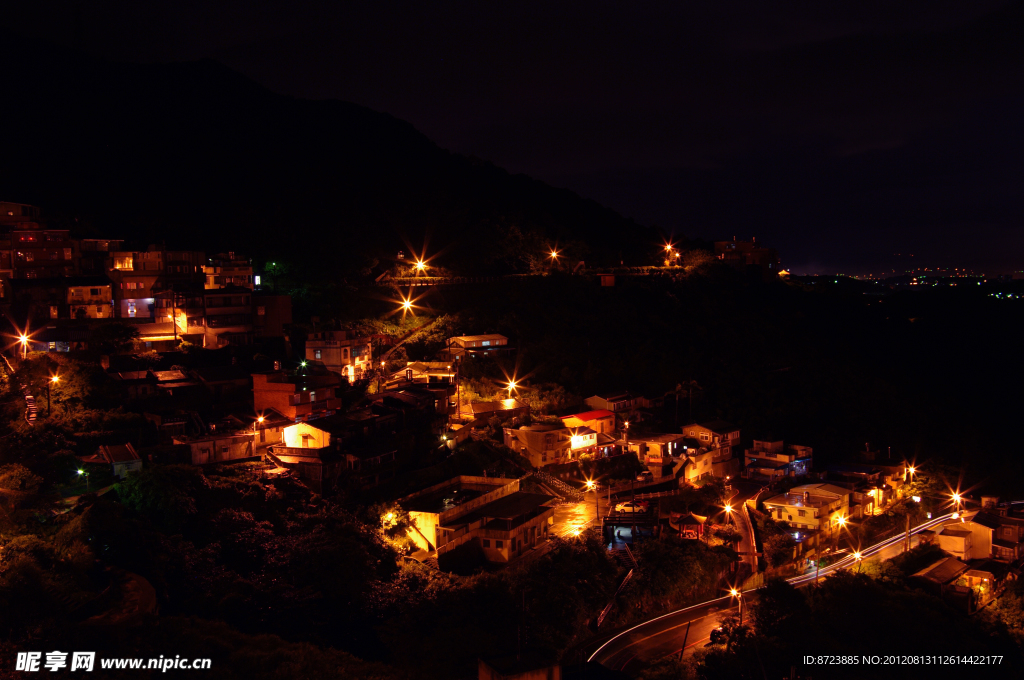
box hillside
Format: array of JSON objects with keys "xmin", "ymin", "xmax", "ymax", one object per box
[{"xmin": 0, "ymin": 33, "xmax": 661, "ymax": 275}]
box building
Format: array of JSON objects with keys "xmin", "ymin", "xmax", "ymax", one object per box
[
  {"xmin": 82, "ymin": 443, "xmax": 143, "ymax": 479},
  {"xmin": 67, "ymin": 280, "xmax": 114, "ymax": 319},
  {"xmin": 251, "ymin": 292, "xmax": 292, "ymax": 342},
  {"xmin": 469, "ymin": 398, "xmax": 529, "ymax": 422},
  {"xmin": 268, "ymin": 416, "xmax": 397, "ymax": 491},
  {"xmin": 714, "ymin": 238, "xmax": 780, "ymax": 278},
  {"xmin": 305, "ymin": 330, "xmax": 373, "ymax": 380},
  {"xmin": 107, "ymin": 247, "xmax": 205, "ymax": 320},
  {"xmin": 821, "ymin": 463, "xmax": 907, "ymax": 515},
  {"xmin": 252, "ymin": 367, "xmax": 346, "ymax": 422},
  {"xmin": 503, "ymin": 423, "xmax": 571, "ymax": 467},
  {"xmin": 203, "ymin": 253, "xmax": 253, "ymax": 289},
  {"xmin": 625, "ymin": 433, "xmax": 686, "ymax": 466},
  {"xmin": 681, "ymin": 446, "xmax": 716, "ymax": 483},
  {"xmin": 446, "ymin": 334, "xmax": 510, "ymax": 360},
  {"xmin": 681, "ymin": 420, "xmax": 741, "ymax": 478},
  {"xmin": 560, "ymin": 409, "xmax": 616, "ymax": 435},
  {"xmin": 935, "ymin": 525, "xmax": 974, "ymax": 562},
  {"xmin": 402, "ymin": 476, "xmax": 556, "ymax": 567},
  {"xmin": 388, "ymin": 361, "xmax": 456, "ymax": 386},
  {"xmin": 584, "ymin": 392, "xmax": 638, "ymax": 415},
  {"xmin": 744, "ymin": 440, "xmax": 813, "ymax": 481},
  {"xmin": 762, "ymin": 483, "xmax": 852, "ymax": 534},
  {"xmin": 201, "ymin": 285, "xmax": 254, "ymax": 348},
  {"xmin": 940, "ymin": 511, "xmax": 1024, "ymax": 562},
  {"xmin": 172, "ymin": 433, "xmax": 257, "ymax": 466}
]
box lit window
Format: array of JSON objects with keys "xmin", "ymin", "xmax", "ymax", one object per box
[{"xmin": 314, "ymin": 349, "xmax": 321, "ymax": 359}]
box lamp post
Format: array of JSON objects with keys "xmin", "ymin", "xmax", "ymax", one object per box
[
  {"xmin": 724, "ymin": 503, "xmax": 733, "ymax": 526},
  {"xmin": 507, "ymin": 380, "xmax": 517, "ymax": 399},
  {"xmin": 19, "ymin": 334, "xmax": 29, "ymax": 360},
  {"xmin": 47, "ymin": 375, "xmax": 59, "ymax": 417},
  {"xmin": 853, "ymin": 551, "xmax": 862, "ymax": 573},
  {"xmin": 586, "ymin": 479, "xmax": 600, "ymax": 530},
  {"xmin": 77, "ymin": 469, "xmax": 90, "ymax": 492},
  {"xmin": 730, "ymin": 588, "xmax": 743, "ymax": 625}
]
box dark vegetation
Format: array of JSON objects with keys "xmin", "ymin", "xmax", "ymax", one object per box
[{"xmin": 640, "ymin": 556, "xmax": 1024, "ymax": 680}]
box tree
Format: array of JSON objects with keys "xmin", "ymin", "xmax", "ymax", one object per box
[
  {"xmin": 750, "ymin": 578, "xmax": 809, "ymax": 634},
  {"xmin": 763, "ymin": 533, "xmax": 796, "ymax": 569},
  {"xmin": 91, "ymin": 322, "xmax": 141, "ymax": 354}
]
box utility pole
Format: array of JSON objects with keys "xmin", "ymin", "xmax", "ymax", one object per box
[{"xmin": 904, "ymin": 512, "xmax": 911, "ymax": 553}]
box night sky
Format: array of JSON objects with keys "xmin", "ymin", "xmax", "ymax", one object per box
[{"xmin": 9, "ymin": 1, "xmax": 1024, "ymax": 274}]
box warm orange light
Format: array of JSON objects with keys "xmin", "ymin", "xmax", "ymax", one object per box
[
  {"xmin": 585, "ymin": 480, "xmax": 596, "ymax": 490},
  {"xmin": 51, "ymin": 375, "xmax": 60, "ymax": 384},
  {"xmin": 257, "ymin": 416, "xmax": 265, "ymax": 424},
  {"xmin": 550, "ymin": 249, "xmax": 559, "ymax": 259},
  {"xmin": 415, "ymin": 260, "xmax": 426, "ymax": 271},
  {"xmin": 854, "ymin": 551, "xmax": 862, "ymax": 561},
  {"xmin": 729, "ymin": 588, "xmax": 740, "ymax": 597},
  {"xmin": 952, "ymin": 492, "xmax": 961, "ymax": 503},
  {"xmin": 18, "ymin": 334, "xmax": 28, "ymax": 346},
  {"xmin": 908, "ymin": 466, "xmax": 916, "ymax": 474},
  {"xmin": 724, "ymin": 504, "xmax": 733, "ymax": 513},
  {"xmin": 401, "ymin": 299, "xmax": 412, "ymax": 311}
]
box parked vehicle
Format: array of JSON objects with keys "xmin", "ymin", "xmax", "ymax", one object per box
[
  {"xmin": 614, "ymin": 501, "xmax": 649, "ymax": 514},
  {"xmin": 636, "ymin": 471, "xmax": 654, "ymax": 482}
]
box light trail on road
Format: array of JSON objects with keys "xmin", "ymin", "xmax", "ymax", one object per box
[{"xmin": 587, "ymin": 512, "xmax": 955, "ymax": 666}]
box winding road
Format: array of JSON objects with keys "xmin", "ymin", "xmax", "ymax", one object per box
[{"xmin": 586, "ymin": 512, "xmax": 956, "ymax": 674}]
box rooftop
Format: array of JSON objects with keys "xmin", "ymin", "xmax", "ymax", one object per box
[
  {"xmin": 449, "ymin": 491, "xmax": 555, "ymax": 529},
  {"xmin": 913, "ymin": 556, "xmax": 969, "ymax": 584},
  {"xmin": 693, "ymin": 419, "xmax": 738, "ymax": 433},
  {"xmin": 561, "ymin": 409, "xmax": 615, "ymax": 422},
  {"xmin": 471, "ymin": 399, "xmax": 528, "ymax": 414},
  {"xmin": 99, "ymin": 444, "xmax": 139, "ymax": 464}
]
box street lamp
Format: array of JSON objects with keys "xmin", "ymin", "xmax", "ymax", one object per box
[
  {"xmin": 724, "ymin": 503, "xmax": 733, "ymax": 525},
  {"xmin": 506, "ymin": 380, "xmax": 517, "ymax": 398},
  {"xmin": 415, "ymin": 260, "xmax": 426, "ymax": 272},
  {"xmin": 549, "ymin": 249, "xmax": 559, "ymax": 261},
  {"xmin": 18, "ymin": 333, "xmax": 29, "ymax": 359},
  {"xmin": 76, "ymin": 469, "xmax": 90, "ymax": 492},
  {"xmin": 853, "ymin": 551, "xmax": 862, "ymax": 573},
  {"xmin": 47, "ymin": 375, "xmax": 59, "ymax": 417},
  {"xmin": 729, "ymin": 588, "xmax": 744, "ymax": 625}
]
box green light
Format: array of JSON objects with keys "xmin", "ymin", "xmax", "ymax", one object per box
[
  {"xmin": 300, "ymin": 361, "xmax": 307, "ymax": 367},
  {"xmin": 77, "ymin": 469, "xmax": 84, "ymax": 475}
]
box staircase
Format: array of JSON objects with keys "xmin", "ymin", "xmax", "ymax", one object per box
[{"xmin": 531, "ymin": 469, "xmax": 585, "ymax": 501}]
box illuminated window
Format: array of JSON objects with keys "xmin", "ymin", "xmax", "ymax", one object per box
[{"xmin": 314, "ymin": 350, "xmax": 321, "ymax": 359}]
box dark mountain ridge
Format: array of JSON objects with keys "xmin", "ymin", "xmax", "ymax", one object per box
[{"xmin": 0, "ymin": 33, "xmax": 661, "ymax": 274}]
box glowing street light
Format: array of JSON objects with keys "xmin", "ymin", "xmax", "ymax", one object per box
[
  {"xmin": 415, "ymin": 260, "xmax": 426, "ymax": 272},
  {"xmin": 729, "ymin": 588, "xmax": 744, "ymax": 625},
  {"xmin": 77, "ymin": 468, "xmax": 90, "ymax": 492},
  {"xmin": 18, "ymin": 333, "xmax": 29, "ymax": 359},
  {"xmin": 47, "ymin": 374, "xmax": 59, "ymax": 417},
  {"xmin": 549, "ymin": 249, "xmax": 560, "ymax": 261},
  {"xmin": 506, "ymin": 379, "xmax": 518, "ymax": 398},
  {"xmin": 853, "ymin": 551, "xmax": 863, "ymax": 573}
]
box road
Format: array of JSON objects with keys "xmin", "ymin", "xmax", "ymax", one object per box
[{"xmin": 587, "ymin": 512, "xmax": 955, "ymax": 675}]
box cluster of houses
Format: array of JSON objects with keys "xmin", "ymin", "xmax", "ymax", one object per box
[
  {"xmin": 0, "ymin": 202, "xmax": 291, "ymax": 351},
  {"xmin": 912, "ymin": 498, "xmax": 1024, "ymax": 608}
]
